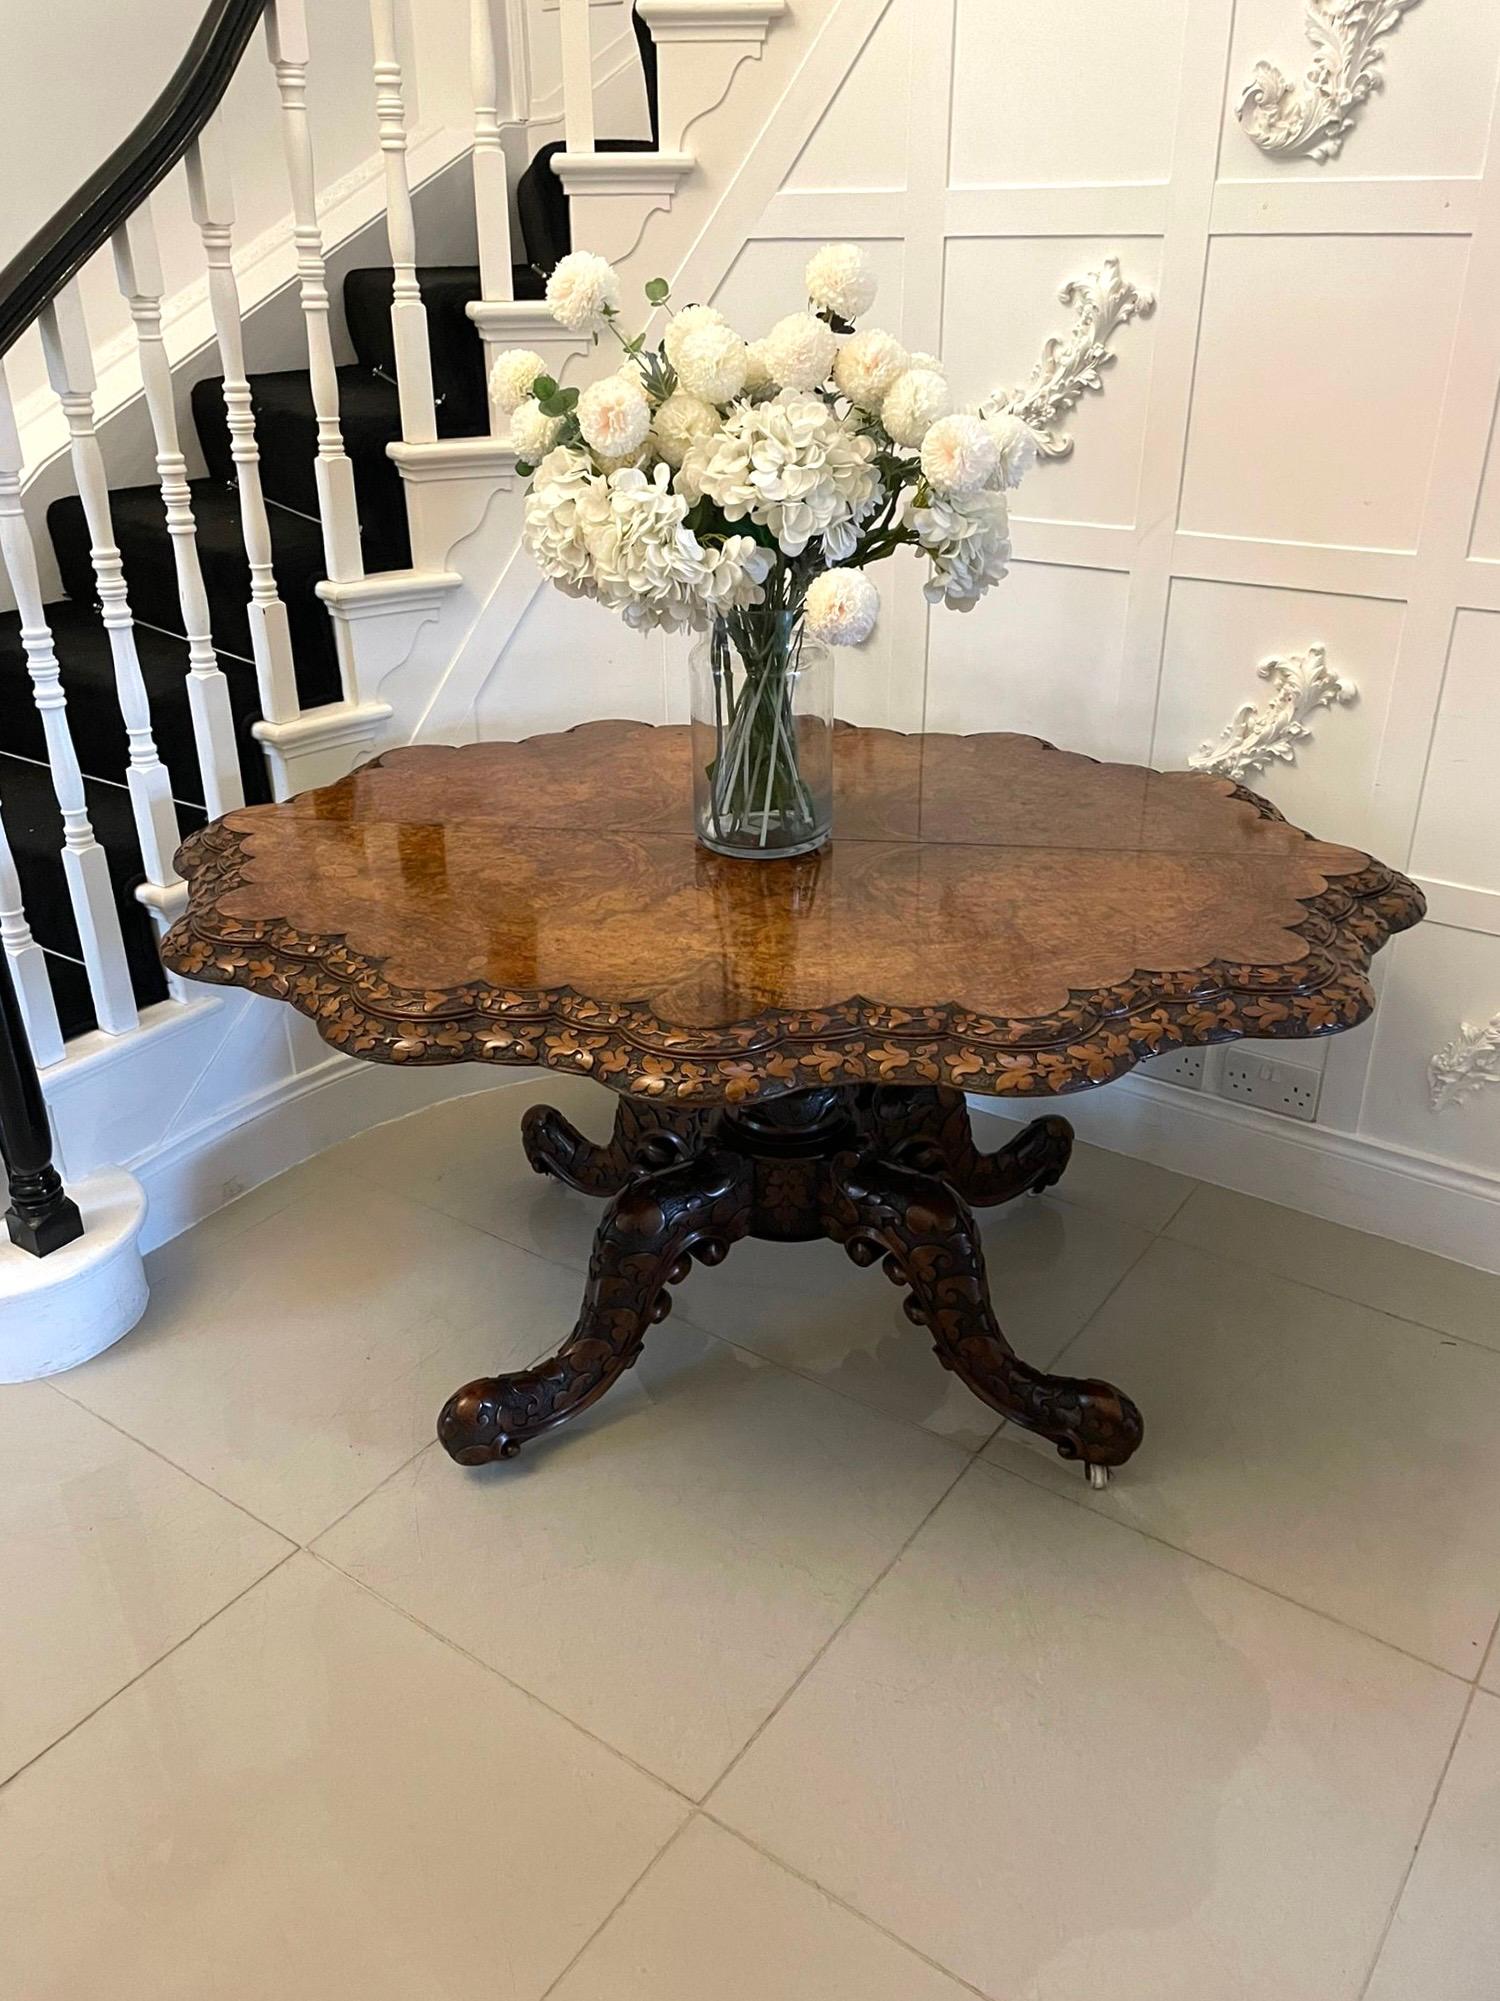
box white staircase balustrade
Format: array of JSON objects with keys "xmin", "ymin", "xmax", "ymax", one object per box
[
  {"xmin": 264, "ymin": 0, "xmax": 365, "ymax": 587},
  {"xmin": 111, "ymin": 202, "xmax": 246, "ymax": 821},
  {"xmin": 185, "ymin": 123, "xmax": 302, "ymax": 749},
  {"xmin": 558, "ymin": 0, "xmax": 598, "ymax": 154},
  {"xmin": 0, "ymin": 809, "xmax": 63, "ymax": 1069},
  {"xmin": 0, "ymin": 365, "xmax": 138, "ymax": 1036},
  {"xmin": 470, "ymin": 0, "xmax": 516, "ymax": 310},
  {"xmin": 37, "ymin": 286, "xmax": 183, "ymax": 927},
  {"xmin": 370, "ymin": 0, "xmax": 438, "ymax": 445}
]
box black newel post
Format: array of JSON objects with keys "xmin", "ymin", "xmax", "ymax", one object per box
[{"xmin": 0, "ymin": 948, "xmax": 83, "ymax": 1256}]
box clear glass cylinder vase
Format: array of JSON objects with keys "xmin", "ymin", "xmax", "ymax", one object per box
[{"xmin": 689, "ymin": 612, "xmax": 833, "ymax": 859}]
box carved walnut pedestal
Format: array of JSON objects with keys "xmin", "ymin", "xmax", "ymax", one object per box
[
  {"xmin": 161, "ymin": 720, "xmax": 1424, "ymax": 1490},
  {"xmin": 438, "ymin": 1085, "xmax": 1141, "ymax": 1481}
]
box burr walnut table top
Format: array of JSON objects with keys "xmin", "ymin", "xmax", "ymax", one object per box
[{"xmin": 162, "ymin": 720, "xmax": 1423, "ymax": 1103}]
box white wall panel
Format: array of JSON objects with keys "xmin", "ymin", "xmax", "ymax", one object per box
[
  {"xmin": 785, "ymin": 0, "xmax": 911, "ymax": 193},
  {"xmin": 1180, "ymin": 233, "xmax": 1467, "ymax": 552},
  {"xmin": 1470, "ymin": 392, "xmax": 1500, "ymax": 562},
  {"xmin": 1411, "ymin": 608, "xmax": 1500, "ymax": 897},
  {"xmin": 1361, "ymin": 923, "xmax": 1500, "ymax": 1177},
  {"xmin": 950, "ymin": 0, "xmax": 1188, "ymax": 190},
  {"xmin": 473, "ymin": 585, "xmax": 667, "ymax": 738},
  {"xmin": 1154, "ymin": 577, "xmax": 1404, "ymax": 855},
  {"xmin": 1219, "ymin": 0, "xmax": 1500, "ymax": 184},
  {"xmin": 712, "ymin": 236, "xmax": 907, "ymax": 336}
]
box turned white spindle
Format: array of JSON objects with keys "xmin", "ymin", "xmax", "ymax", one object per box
[
  {"xmin": 558, "ymin": 0, "xmax": 597, "ymax": 154},
  {"xmin": 0, "ymin": 809, "xmax": 64, "ymax": 1067},
  {"xmin": 0, "ymin": 363, "xmax": 138, "ymax": 1035},
  {"xmin": 370, "ymin": 0, "xmax": 437, "ymax": 442},
  {"xmin": 112, "ymin": 203, "xmax": 245, "ymax": 819},
  {"xmin": 38, "ymin": 286, "xmax": 181, "ymax": 905},
  {"xmin": 264, "ymin": 0, "xmax": 364, "ymax": 582},
  {"xmin": 470, "ymin": 0, "xmax": 515, "ymax": 305},
  {"xmin": 185, "ymin": 124, "xmax": 301, "ymax": 726}
]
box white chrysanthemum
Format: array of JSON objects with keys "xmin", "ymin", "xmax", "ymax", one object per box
[
  {"xmin": 651, "ymin": 389, "xmax": 720, "ymax": 469},
  {"xmin": 805, "ymin": 567, "xmax": 879, "ymax": 645},
  {"xmin": 546, "ymin": 250, "xmax": 621, "ymax": 333},
  {"xmin": 522, "ymin": 446, "xmax": 600, "ymax": 589},
  {"xmin": 510, "ymin": 398, "xmax": 564, "ymax": 459},
  {"xmin": 907, "ymin": 350, "xmax": 947, "ymax": 376},
  {"xmin": 677, "ymin": 389, "xmax": 879, "ymax": 558},
  {"xmin": 761, "ymin": 313, "xmax": 838, "ymax": 392},
  {"xmin": 663, "ymin": 302, "xmax": 728, "ymax": 373},
  {"xmin": 576, "ymin": 371, "xmax": 651, "ymax": 457},
  {"xmin": 805, "ymin": 242, "xmax": 877, "ymax": 323},
  {"xmin": 743, "ymin": 340, "xmax": 774, "ymax": 393},
  {"xmin": 981, "ymin": 409, "xmax": 1040, "ymax": 490},
  {"xmin": 674, "ymin": 323, "xmax": 749, "ymax": 404},
  {"xmin": 909, "ymin": 488, "xmax": 1011, "ymax": 608},
  {"xmin": 696, "ymin": 535, "xmax": 774, "ymax": 617},
  {"xmin": 832, "ymin": 329, "xmax": 908, "ymax": 410},
  {"xmin": 489, "ymin": 348, "xmax": 546, "ymax": 417},
  {"xmin": 920, "ymin": 413, "xmax": 999, "ymax": 498},
  {"xmin": 881, "ymin": 367, "xmax": 952, "ymax": 448}
]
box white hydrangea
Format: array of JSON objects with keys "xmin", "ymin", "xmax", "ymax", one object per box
[
  {"xmin": 805, "ymin": 242, "xmax": 877, "ymax": 323},
  {"xmin": 761, "ymin": 313, "xmax": 838, "ymax": 392},
  {"xmin": 546, "ymin": 250, "xmax": 621, "ymax": 334},
  {"xmin": 805, "ymin": 567, "xmax": 879, "ymax": 645},
  {"xmin": 522, "ymin": 446, "xmax": 600, "ymax": 589},
  {"xmin": 678, "ymin": 389, "xmax": 880, "ymax": 558},
  {"xmin": 832, "ymin": 329, "xmax": 908, "ymax": 410},
  {"xmin": 576, "ymin": 371, "xmax": 651, "ymax": 457},
  {"xmin": 909, "ymin": 488, "xmax": 1011, "ymax": 608},
  {"xmin": 881, "ymin": 367, "xmax": 952, "ymax": 448},
  {"xmin": 675, "ymin": 323, "xmax": 749, "ymax": 404},
  {"xmin": 743, "ymin": 340, "xmax": 774, "ymax": 393},
  {"xmin": 489, "ymin": 348, "xmax": 546, "ymax": 417},
  {"xmin": 696, "ymin": 535, "xmax": 775, "ymax": 617},
  {"xmin": 981, "ymin": 409, "xmax": 1041, "ymax": 490},
  {"xmin": 578, "ymin": 464, "xmax": 704, "ymax": 630},
  {"xmin": 651, "ymin": 388, "xmax": 720, "ymax": 469},
  {"xmin": 663, "ymin": 302, "xmax": 728, "ymax": 373},
  {"xmin": 919, "ymin": 413, "xmax": 999, "ymax": 498},
  {"xmin": 510, "ymin": 398, "xmax": 564, "ymax": 460}
]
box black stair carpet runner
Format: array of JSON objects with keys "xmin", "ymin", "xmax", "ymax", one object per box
[{"xmin": 1, "ymin": 10, "xmax": 660, "ymax": 1043}]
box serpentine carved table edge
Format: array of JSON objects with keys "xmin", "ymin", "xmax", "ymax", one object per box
[{"xmin": 160, "ymin": 759, "xmax": 1425, "ymax": 1109}]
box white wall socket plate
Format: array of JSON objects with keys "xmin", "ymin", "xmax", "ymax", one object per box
[
  {"xmin": 1219, "ymin": 1048, "xmax": 1322, "ymax": 1121},
  {"xmin": 1139, "ymin": 1047, "xmax": 1206, "ymax": 1089}
]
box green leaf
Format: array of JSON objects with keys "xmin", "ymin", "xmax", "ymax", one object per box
[
  {"xmin": 644, "ymin": 277, "xmax": 670, "ymax": 304},
  {"xmin": 532, "ymin": 375, "xmax": 558, "ymax": 402},
  {"xmin": 515, "ymin": 459, "xmax": 534, "ymax": 478},
  {"xmin": 539, "ymin": 386, "xmax": 579, "ymax": 419}
]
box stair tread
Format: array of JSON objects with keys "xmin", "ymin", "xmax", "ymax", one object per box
[{"xmin": 342, "ymin": 263, "xmax": 544, "ymax": 424}]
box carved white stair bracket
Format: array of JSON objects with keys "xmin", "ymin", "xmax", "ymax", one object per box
[
  {"xmin": 637, "ymin": 0, "xmax": 788, "ymax": 153},
  {"xmin": 1238, "ymin": 0, "xmax": 1424, "ymax": 163},
  {"xmin": 993, "ymin": 258, "xmax": 1155, "ymax": 459},
  {"xmin": 1189, "ymin": 644, "xmax": 1357, "ymax": 783},
  {"xmin": 1429, "ymin": 1012, "xmax": 1500, "ymax": 1111}
]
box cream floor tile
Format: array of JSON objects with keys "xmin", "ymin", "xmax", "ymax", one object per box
[
  {"xmin": 328, "ymin": 1070, "xmax": 612, "ymax": 1267},
  {"xmin": 984, "ymin": 1239, "xmax": 1500, "ymax": 1677},
  {"xmin": 315, "ymin": 1320, "xmax": 965, "ymax": 1796},
  {"xmin": 1483, "ymin": 1629, "xmax": 1500, "ymax": 1696},
  {"xmin": 969, "ymin": 1108, "xmax": 1197, "ymax": 1232},
  {"xmin": 712, "ymin": 1466, "xmax": 1467, "ymax": 2001},
  {"xmin": 0, "ymin": 1382, "xmax": 290, "ymax": 1783},
  {"xmin": 551, "ymin": 1816, "xmax": 975, "ymax": 2001},
  {"xmin": 674, "ymin": 1197, "xmax": 1153, "ymax": 1451},
  {"xmin": 1364, "ymin": 1691, "xmax": 1500, "ymax": 2001},
  {"xmin": 63, "ymin": 1180, "xmax": 589, "ymax": 1543},
  {"xmin": 0, "ymin": 1554, "xmax": 684, "ymax": 2001},
  {"xmin": 1166, "ymin": 1182, "xmax": 1500, "ymax": 1352}
]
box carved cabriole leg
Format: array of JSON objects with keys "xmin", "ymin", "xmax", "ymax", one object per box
[
  {"xmin": 863, "ymin": 1085, "xmax": 1074, "ymax": 1207},
  {"xmin": 438, "ymin": 1145, "xmax": 753, "ymax": 1464},
  {"xmin": 823, "ymin": 1150, "xmax": 1143, "ymax": 1473},
  {"xmin": 522, "ymin": 1095, "xmax": 716, "ymax": 1197}
]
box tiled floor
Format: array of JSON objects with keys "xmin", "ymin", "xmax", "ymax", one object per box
[{"xmin": 6, "ymin": 1074, "xmax": 1499, "ymax": 1999}]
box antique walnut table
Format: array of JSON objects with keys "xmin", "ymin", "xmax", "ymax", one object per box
[{"xmin": 162, "ymin": 721, "xmax": 1423, "ymax": 1485}]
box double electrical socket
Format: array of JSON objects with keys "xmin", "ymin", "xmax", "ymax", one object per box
[{"xmin": 1141, "ymin": 1044, "xmax": 1322, "ymax": 1121}]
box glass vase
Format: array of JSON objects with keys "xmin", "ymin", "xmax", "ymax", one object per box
[{"xmin": 689, "ymin": 611, "xmax": 833, "ymax": 859}]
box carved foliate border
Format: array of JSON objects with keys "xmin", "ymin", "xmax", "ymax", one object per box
[{"xmin": 161, "ymin": 784, "xmax": 1424, "ymax": 1106}]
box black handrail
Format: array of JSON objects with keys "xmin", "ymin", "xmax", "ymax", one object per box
[
  {"xmin": 0, "ymin": 951, "xmax": 83, "ymax": 1256},
  {"xmin": 0, "ymin": 0, "xmax": 269, "ymax": 360}
]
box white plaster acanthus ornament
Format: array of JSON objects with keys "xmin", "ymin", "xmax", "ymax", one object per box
[
  {"xmin": 989, "ymin": 259, "xmax": 1155, "ymax": 460},
  {"xmin": 1238, "ymin": 0, "xmax": 1423, "ymax": 163},
  {"xmin": 1189, "ymin": 644, "xmax": 1357, "ymax": 783},
  {"xmin": 1428, "ymin": 1012, "xmax": 1500, "ymax": 1111}
]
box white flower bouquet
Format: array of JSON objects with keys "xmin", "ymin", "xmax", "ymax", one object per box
[{"xmin": 492, "ymin": 243, "xmax": 1039, "ymax": 856}]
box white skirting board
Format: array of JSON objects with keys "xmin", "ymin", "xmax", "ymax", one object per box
[{"xmin": 968, "ymin": 1076, "xmax": 1500, "ymax": 1278}]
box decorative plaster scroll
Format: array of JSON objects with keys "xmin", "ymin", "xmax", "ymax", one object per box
[
  {"xmin": 1238, "ymin": 0, "xmax": 1423, "ymax": 163},
  {"xmin": 1429, "ymin": 1012, "xmax": 1500, "ymax": 1111},
  {"xmin": 1189, "ymin": 645, "xmax": 1357, "ymax": 783},
  {"xmin": 992, "ymin": 259, "xmax": 1155, "ymax": 460}
]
